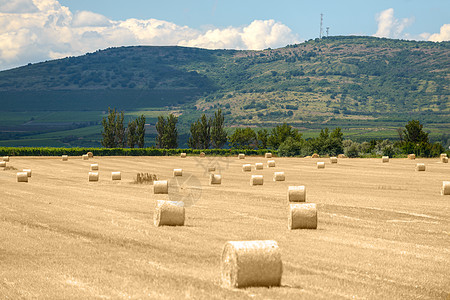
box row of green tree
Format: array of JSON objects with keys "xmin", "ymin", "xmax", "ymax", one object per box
[{"xmin": 101, "ymin": 107, "xmax": 146, "ymax": 148}]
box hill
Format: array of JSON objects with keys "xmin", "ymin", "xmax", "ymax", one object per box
[{"xmin": 0, "ymin": 36, "xmax": 449, "ymax": 147}]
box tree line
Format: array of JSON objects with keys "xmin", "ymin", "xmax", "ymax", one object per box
[{"xmin": 101, "ymin": 107, "xmax": 145, "ymax": 148}]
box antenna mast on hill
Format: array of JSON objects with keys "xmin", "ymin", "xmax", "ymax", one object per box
[
  {"xmin": 326, "ymin": 27, "xmax": 330, "ymax": 37},
  {"xmin": 319, "ymin": 13, "xmax": 323, "ymax": 38}
]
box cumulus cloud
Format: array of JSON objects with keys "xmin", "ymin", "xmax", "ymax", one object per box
[
  {"xmin": 374, "ymin": 8, "xmax": 413, "ymax": 39},
  {"xmin": 0, "ymin": 0, "xmax": 299, "ymax": 70},
  {"xmin": 428, "ymin": 24, "xmax": 450, "ymax": 42}
]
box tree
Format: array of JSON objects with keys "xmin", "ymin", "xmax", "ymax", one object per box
[
  {"xmin": 228, "ymin": 128, "xmax": 257, "ymax": 149},
  {"xmin": 101, "ymin": 107, "xmax": 118, "ymax": 148},
  {"xmin": 188, "ymin": 120, "xmax": 201, "ymax": 149},
  {"xmin": 211, "ymin": 109, "xmax": 227, "ymax": 148},
  {"xmin": 403, "ymin": 120, "xmax": 429, "ymax": 144},
  {"xmin": 199, "ymin": 114, "xmax": 211, "ymax": 149},
  {"xmin": 155, "ymin": 115, "xmax": 167, "ymax": 148},
  {"xmin": 136, "ymin": 115, "xmax": 146, "ymax": 148},
  {"xmin": 127, "ymin": 120, "xmax": 137, "ymax": 148},
  {"xmin": 115, "ymin": 111, "xmax": 125, "ymax": 147},
  {"xmin": 257, "ymin": 129, "xmax": 269, "ymax": 149},
  {"xmin": 268, "ymin": 123, "xmax": 302, "ymax": 149},
  {"xmin": 164, "ymin": 114, "xmax": 178, "ymax": 149}
]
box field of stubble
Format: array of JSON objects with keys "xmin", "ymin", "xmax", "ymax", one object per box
[{"xmin": 0, "ymin": 155, "xmax": 449, "ymax": 299}]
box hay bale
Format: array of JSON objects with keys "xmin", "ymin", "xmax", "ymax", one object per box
[
  {"xmin": 288, "ymin": 203, "xmax": 317, "ymax": 230},
  {"xmin": 267, "ymin": 160, "xmax": 276, "ymax": 168},
  {"xmin": 238, "ymin": 153, "xmax": 245, "ymax": 159},
  {"xmin": 207, "ymin": 167, "xmax": 216, "ymax": 172},
  {"xmin": 17, "ymin": 172, "xmax": 28, "ymax": 182},
  {"xmin": 305, "ymin": 156, "xmax": 312, "ymax": 159},
  {"xmin": 180, "ymin": 152, "xmax": 187, "ymax": 158},
  {"xmin": 415, "ymin": 163, "xmax": 426, "ymax": 171},
  {"xmin": 200, "ymin": 152, "xmax": 206, "ymax": 158},
  {"xmin": 87, "ymin": 152, "xmax": 94, "ymax": 158},
  {"xmin": 88, "ymin": 172, "xmax": 99, "ymax": 182},
  {"xmin": 250, "ymin": 175, "xmax": 263, "ymax": 186},
  {"xmin": 3, "ymin": 156, "xmax": 9, "ymax": 162},
  {"xmin": 311, "ymin": 153, "xmax": 319, "ymax": 158},
  {"xmin": 111, "ymin": 172, "xmax": 121, "ymax": 180},
  {"xmin": 382, "ymin": 156, "xmax": 389, "ymax": 163},
  {"xmin": 441, "ymin": 181, "xmax": 450, "ymax": 195},
  {"xmin": 265, "ymin": 153, "xmax": 272, "ymax": 158},
  {"xmin": 288, "ymin": 186, "xmax": 306, "ymax": 202},
  {"xmin": 408, "ymin": 154, "xmax": 416, "ymax": 160},
  {"xmin": 0, "ymin": 161, "xmax": 6, "ymax": 168},
  {"xmin": 23, "ymin": 169, "xmax": 32, "ymax": 177},
  {"xmin": 154, "ymin": 200, "xmax": 185, "ymax": 227},
  {"xmin": 330, "ymin": 157, "xmax": 338, "ymax": 164},
  {"xmin": 441, "ymin": 153, "xmax": 448, "ymax": 159},
  {"xmin": 242, "ymin": 164, "xmax": 252, "ymax": 172},
  {"xmin": 173, "ymin": 169, "xmax": 183, "ymax": 177},
  {"xmin": 337, "ymin": 154, "xmax": 347, "ymax": 158},
  {"xmin": 255, "ymin": 163, "xmax": 263, "ymax": 170},
  {"xmin": 221, "ymin": 240, "xmax": 282, "ymax": 288},
  {"xmin": 90, "ymin": 163, "xmax": 99, "ymax": 171},
  {"xmin": 154, "ymin": 180, "xmax": 169, "ymax": 194},
  {"xmin": 317, "ymin": 162, "xmax": 325, "ymax": 169},
  {"xmin": 443, "ymin": 157, "xmax": 449, "ymax": 163},
  {"xmin": 82, "ymin": 154, "xmax": 88, "ymax": 160},
  {"xmin": 62, "ymin": 155, "xmax": 68, "ymax": 161},
  {"xmin": 273, "ymin": 172, "xmax": 285, "ymax": 181},
  {"xmin": 210, "ymin": 174, "xmax": 222, "ymax": 185}
]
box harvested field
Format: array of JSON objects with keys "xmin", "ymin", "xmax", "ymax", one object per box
[{"xmin": 0, "ymin": 156, "xmax": 449, "ymax": 299}]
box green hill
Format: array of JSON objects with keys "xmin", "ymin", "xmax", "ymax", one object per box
[{"xmin": 0, "ymin": 36, "xmax": 449, "ymax": 147}]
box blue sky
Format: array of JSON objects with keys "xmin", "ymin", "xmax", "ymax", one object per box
[{"xmin": 0, "ymin": 0, "xmax": 449, "ymax": 70}]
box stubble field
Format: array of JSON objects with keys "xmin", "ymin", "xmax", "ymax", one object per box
[{"xmin": 0, "ymin": 155, "xmax": 449, "ymax": 299}]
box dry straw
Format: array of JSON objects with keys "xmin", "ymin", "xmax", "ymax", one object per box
[
  {"xmin": 180, "ymin": 153, "xmax": 187, "ymax": 158},
  {"xmin": 288, "ymin": 203, "xmax": 317, "ymax": 230},
  {"xmin": 87, "ymin": 152, "xmax": 94, "ymax": 158},
  {"xmin": 330, "ymin": 157, "xmax": 338, "ymax": 164},
  {"xmin": 23, "ymin": 169, "xmax": 32, "ymax": 177},
  {"xmin": 89, "ymin": 172, "xmax": 99, "ymax": 182},
  {"xmin": 267, "ymin": 160, "xmax": 276, "ymax": 168},
  {"xmin": 173, "ymin": 169, "xmax": 183, "ymax": 177},
  {"xmin": 154, "ymin": 200, "xmax": 185, "ymax": 227},
  {"xmin": 441, "ymin": 181, "xmax": 450, "ymax": 195},
  {"xmin": 82, "ymin": 154, "xmax": 88, "ymax": 160},
  {"xmin": 255, "ymin": 163, "xmax": 263, "ymax": 170},
  {"xmin": 111, "ymin": 172, "xmax": 121, "ymax": 180},
  {"xmin": 382, "ymin": 156, "xmax": 389, "ymax": 163},
  {"xmin": 288, "ymin": 186, "xmax": 306, "ymax": 202},
  {"xmin": 238, "ymin": 153, "xmax": 245, "ymax": 159},
  {"xmin": 317, "ymin": 162, "xmax": 325, "ymax": 169},
  {"xmin": 221, "ymin": 240, "xmax": 282, "ymax": 288},
  {"xmin": 337, "ymin": 154, "xmax": 347, "ymax": 158},
  {"xmin": 273, "ymin": 172, "xmax": 285, "ymax": 181},
  {"xmin": 312, "ymin": 153, "xmax": 319, "ymax": 158},
  {"xmin": 208, "ymin": 167, "xmax": 216, "ymax": 172},
  {"xmin": 408, "ymin": 154, "xmax": 416, "ymax": 160},
  {"xmin": 62, "ymin": 155, "xmax": 68, "ymax": 161},
  {"xmin": 200, "ymin": 152, "xmax": 206, "ymax": 158},
  {"xmin": 0, "ymin": 161, "xmax": 6, "ymax": 168},
  {"xmin": 3, "ymin": 156, "xmax": 9, "ymax": 162},
  {"xmin": 242, "ymin": 164, "xmax": 252, "ymax": 172},
  {"xmin": 90, "ymin": 163, "xmax": 99, "ymax": 171},
  {"xmin": 415, "ymin": 163, "xmax": 426, "ymax": 171},
  {"xmin": 265, "ymin": 153, "xmax": 272, "ymax": 158},
  {"xmin": 250, "ymin": 175, "xmax": 263, "ymax": 186},
  {"xmin": 210, "ymin": 174, "xmax": 222, "ymax": 185},
  {"xmin": 17, "ymin": 172, "xmax": 28, "ymax": 182},
  {"xmin": 443, "ymin": 157, "xmax": 449, "ymax": 163},
  {"xmin": 154, "ymin": 180, "xmax": 169, "ymax": 194}
]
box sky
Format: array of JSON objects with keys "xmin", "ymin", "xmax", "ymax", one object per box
[{"xmin": 0, "ymin": 0, "xmax": 449, "ymax": 70}]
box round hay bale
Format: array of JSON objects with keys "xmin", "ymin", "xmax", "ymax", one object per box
[
  {"xmin": 273, "ymin": 172, "xmax": 285, "ymax": 181},
  {"xmin": 415, "ymin": 163, "xmax": 426, "ymax": 171},
  {"xmin": 173, "ymin": 169, "xmax": 183, "ymax": 177},
  {"xmin": 441, "ymin": 181, "xmax": 450, "ymax": 195},
  {"xmin": 267, "ymin": 160, "xmax": 276, "ymax": 168},
  {"xmin": 265, "ymin": 153, "xmax": 272, "ymax": 158},
  {"xmin": 288, "ymin": 186, "xmax": 306, "ymax": 202},
  {"xmin": 87, "ymin": 152, "xmax": 94, "ymax": 158},
  {"xmin": 17, "ymin": 172, "xmax": 28, "ymax": 183},
  {"xmin": 382, "ymin": 156, "xmax": 389, "ymax": 163},
  {"xmin": 330, "ymin": 157, "xmax": 338, "ymax": 164},
  {"xmin": 89, "ymin": 172, "xmax": 99, "ymax": 182},
  {"xmin": 311, "ymin": 153, "xmax": 319, "ymax": 158},
  {"xmin": 238, "ymin": 153, "xmax": 245, "ymax": 159},
  {"xmin": 250, "ymin": 175, "xmax": 263, "ymax": 186},
  {"xmin": 207, "ymin": 167, "xmax": 216, "ymax": 172},
  {"xmin": 443, "ymin": 157, "xmax": 449, "ymax": 163},
  {"xmin": 242, "ymin": 164, "xmax": 252, "ymax": 172},
  {"xmin": 0, "ymin": 161, "xmax": 6, "ymax": 168},
  {"xmin": 111, "ymin": 172, "xmax": 121, "ymax": 180},
  {"xmin": 221, "ymin": 240, "xmax": 282, "ymax": 288},
  {"xmin": 337, "ymin": 154, "xmax": 347, "ymax": 158},
  {"xmin": 62, "ymin": 155, "xmax": 68, "ymax": 161},
  {"xmin": 408, "ymin": 154, "xmax": 416, "ymax": 160},
  {"xmin": 440, "ymin": 153, "xmax": 448, "ymax": 159},
  {"xmin": 210, "ymin": 174, "xmax": 222, "ymax": 185},
  {"xmin": 90, "ymin": 163, "xmax": 99, "ymax": 171},
  {"xmin": 3, "ymin": 156, "xmax": 9, "ymax": 162},
  {"xmin": 154, "ymin": 200, "xmax": 185, "ymax": 227},
  {"xmin": 317, "ymin": 162, "xmax": 325, "ymax": 169},
  {"xmin": 255, "ymin": 163, "xmax": 263, "ymax": 170},
  {"xmin": 82, "ymin": 154, "xmax": 89, "ymax": 160},
  {"xmin": 200, "ymin": 152, "xmax": 206, "ymax": 158},
  {"xmin": 180, "ymin": 152, "xmax": 187, "ymax": 158},
  {"xmin": 288, "ymin": 203, "xmax": 317, "ymax": 230},
  {"xmin": 23, "ymin": 169, "xmax": 32, "ymax": 177},
  {"xmin": 154, "ymin": 180, "xmax": 169, "ymax": 194}
]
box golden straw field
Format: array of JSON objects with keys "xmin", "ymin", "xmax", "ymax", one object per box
[{"xmin": 1, "ymin": 156, "xmax": 449, "ymax": 299}]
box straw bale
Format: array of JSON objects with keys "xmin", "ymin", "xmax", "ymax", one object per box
[
  {"xmin": 154, "ymin": 180, "xmax": 169, "ymax": 194},
  {"xmin": 238, "ymin": 153, "xmax": 245, "ymax": 159},
  {"xmin": 250, "ymin": 175, "xmax": 263, "ymax": 186},
  {"xmin": 265, "ymin": 153, "xmax": 272, "ymax": 158},
  {"xmin": 288, "ymin": 203, "xmax": 317, "ymax": 230},
  {"xmin": 82, "ymin": 154, "xmax": 88, "ymax": 160},
  {"xmin": 173, "ymin": 169, "xmax": 183, "ymax": 177},
  {"xmin": 87, "ymin": 152, "xmax": 94, "ymax": 158},
  {"xmin": 180, "ymin": 153, "xmax": 187, "ymax": 158},
  {"xmin": 221, "ymin": 240, "xmax": 282, "ymax": 288},
  {"xmin": 443, "ymin": 157, "xmax": 449, "ymax": 163},
  {"xmin": 210, "ymin": 174, "xmax": 222, "ymax": 185},
  {"xmin": 408, "ymin": 154, "xmax": 416, "ymax": 160},
  {"xmin": 0, "ymin": 161, "xmax": 6, "ymax": 168},
  {"xmin": 154, "ymin": 200, "xmax": 185, "ymax": 227},
  {"xmin": 200, "ymin": 152, "xmax": 206, "ymax": 158},
  {"xmin": 90, "ymin": 163, "xmax": 99, "ymax": 171},
  {"xmin": 111, "ymin": 172, "xmax": 121, "ymax": 180},
  {"xmin": 317, "ymin": 162, "xmax": 325, "ymax": 169},
  {"xmin": 441, "ymin": 153, "xmax": 448, "ymax": 159},
  {"xmin": 62, "ymin": 155, "xmax": 68, "ymax": 161},
  {"xmin": 288, "ymin": 186, "xmax": 306, "ymax": 202},
  {"xmin": 330, "ymin": 157, "xmax": 338, "ymax": 164},
  {"xmin": 311, "ymin": 153, "xmax": 319, "ymax": 158},
  {"xmin": 273, "ymin": 172, "xmax": 285, "ymax": 181},
  {"xmin": 415, "ymin": 163, "xmax": 426, "ymax": 171},
  {"xmin": 17, "ymin": 172, "xmax": 28, "ymax": 182},
  {"xmin": 441, "ymin": 181, "xmax": 450, "ymax": 195},
  {"xmin": 242, "ymin": 164, "xmax": 252, "ymax": 172},
  {"xmin": 89, "ymin": 172, "xmax": 99, "ymax": 182},
  {"xmin": 267, "ymin": 160, "xmax": 276, "ymax": 168},
  {"xmin": 305, "ymin": 156, "xmax": 312, "ymax": 159},
  {"xmin": 23, "ymin": 169, "xmax": 32, "ymax": 177},
  {"xmin": 337, "ymin": 154, "xmax": 347, "ymax": 158},
  {"xmin": 382, "ymin": 156, "xmax": 389, "ymax": 163},
  {"xmin": 255, "ymin": 163, "xmax": 263, "ymax": 170},
  {"xmin": 208, "ymin": 167, "xmax": 216, "ymax": 172},
  {"xmin": 3, "ymin": 156, "xmax": 9, "ymax": 162}
]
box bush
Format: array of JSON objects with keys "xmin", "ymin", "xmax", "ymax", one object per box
[{"xmin": 278, "ymin": 137, "xmax": 303, "ymax": 157}]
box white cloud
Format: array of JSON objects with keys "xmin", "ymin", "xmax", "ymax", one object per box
[
  {"xmin": 428, "ymin": 24, "xmax": 450, "ymax": 42},
  {"xmin": 374, "ymin": 8, "xmax": 413, "ymax": 39},
  {"xmin": 0, "ymin": 0, "xmax": 299, "ymax": 70}
]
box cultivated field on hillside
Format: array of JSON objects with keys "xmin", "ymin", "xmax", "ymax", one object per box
[{"xmin": 1, "ymin": 156, "xmax": 449, "ymax": 299}]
